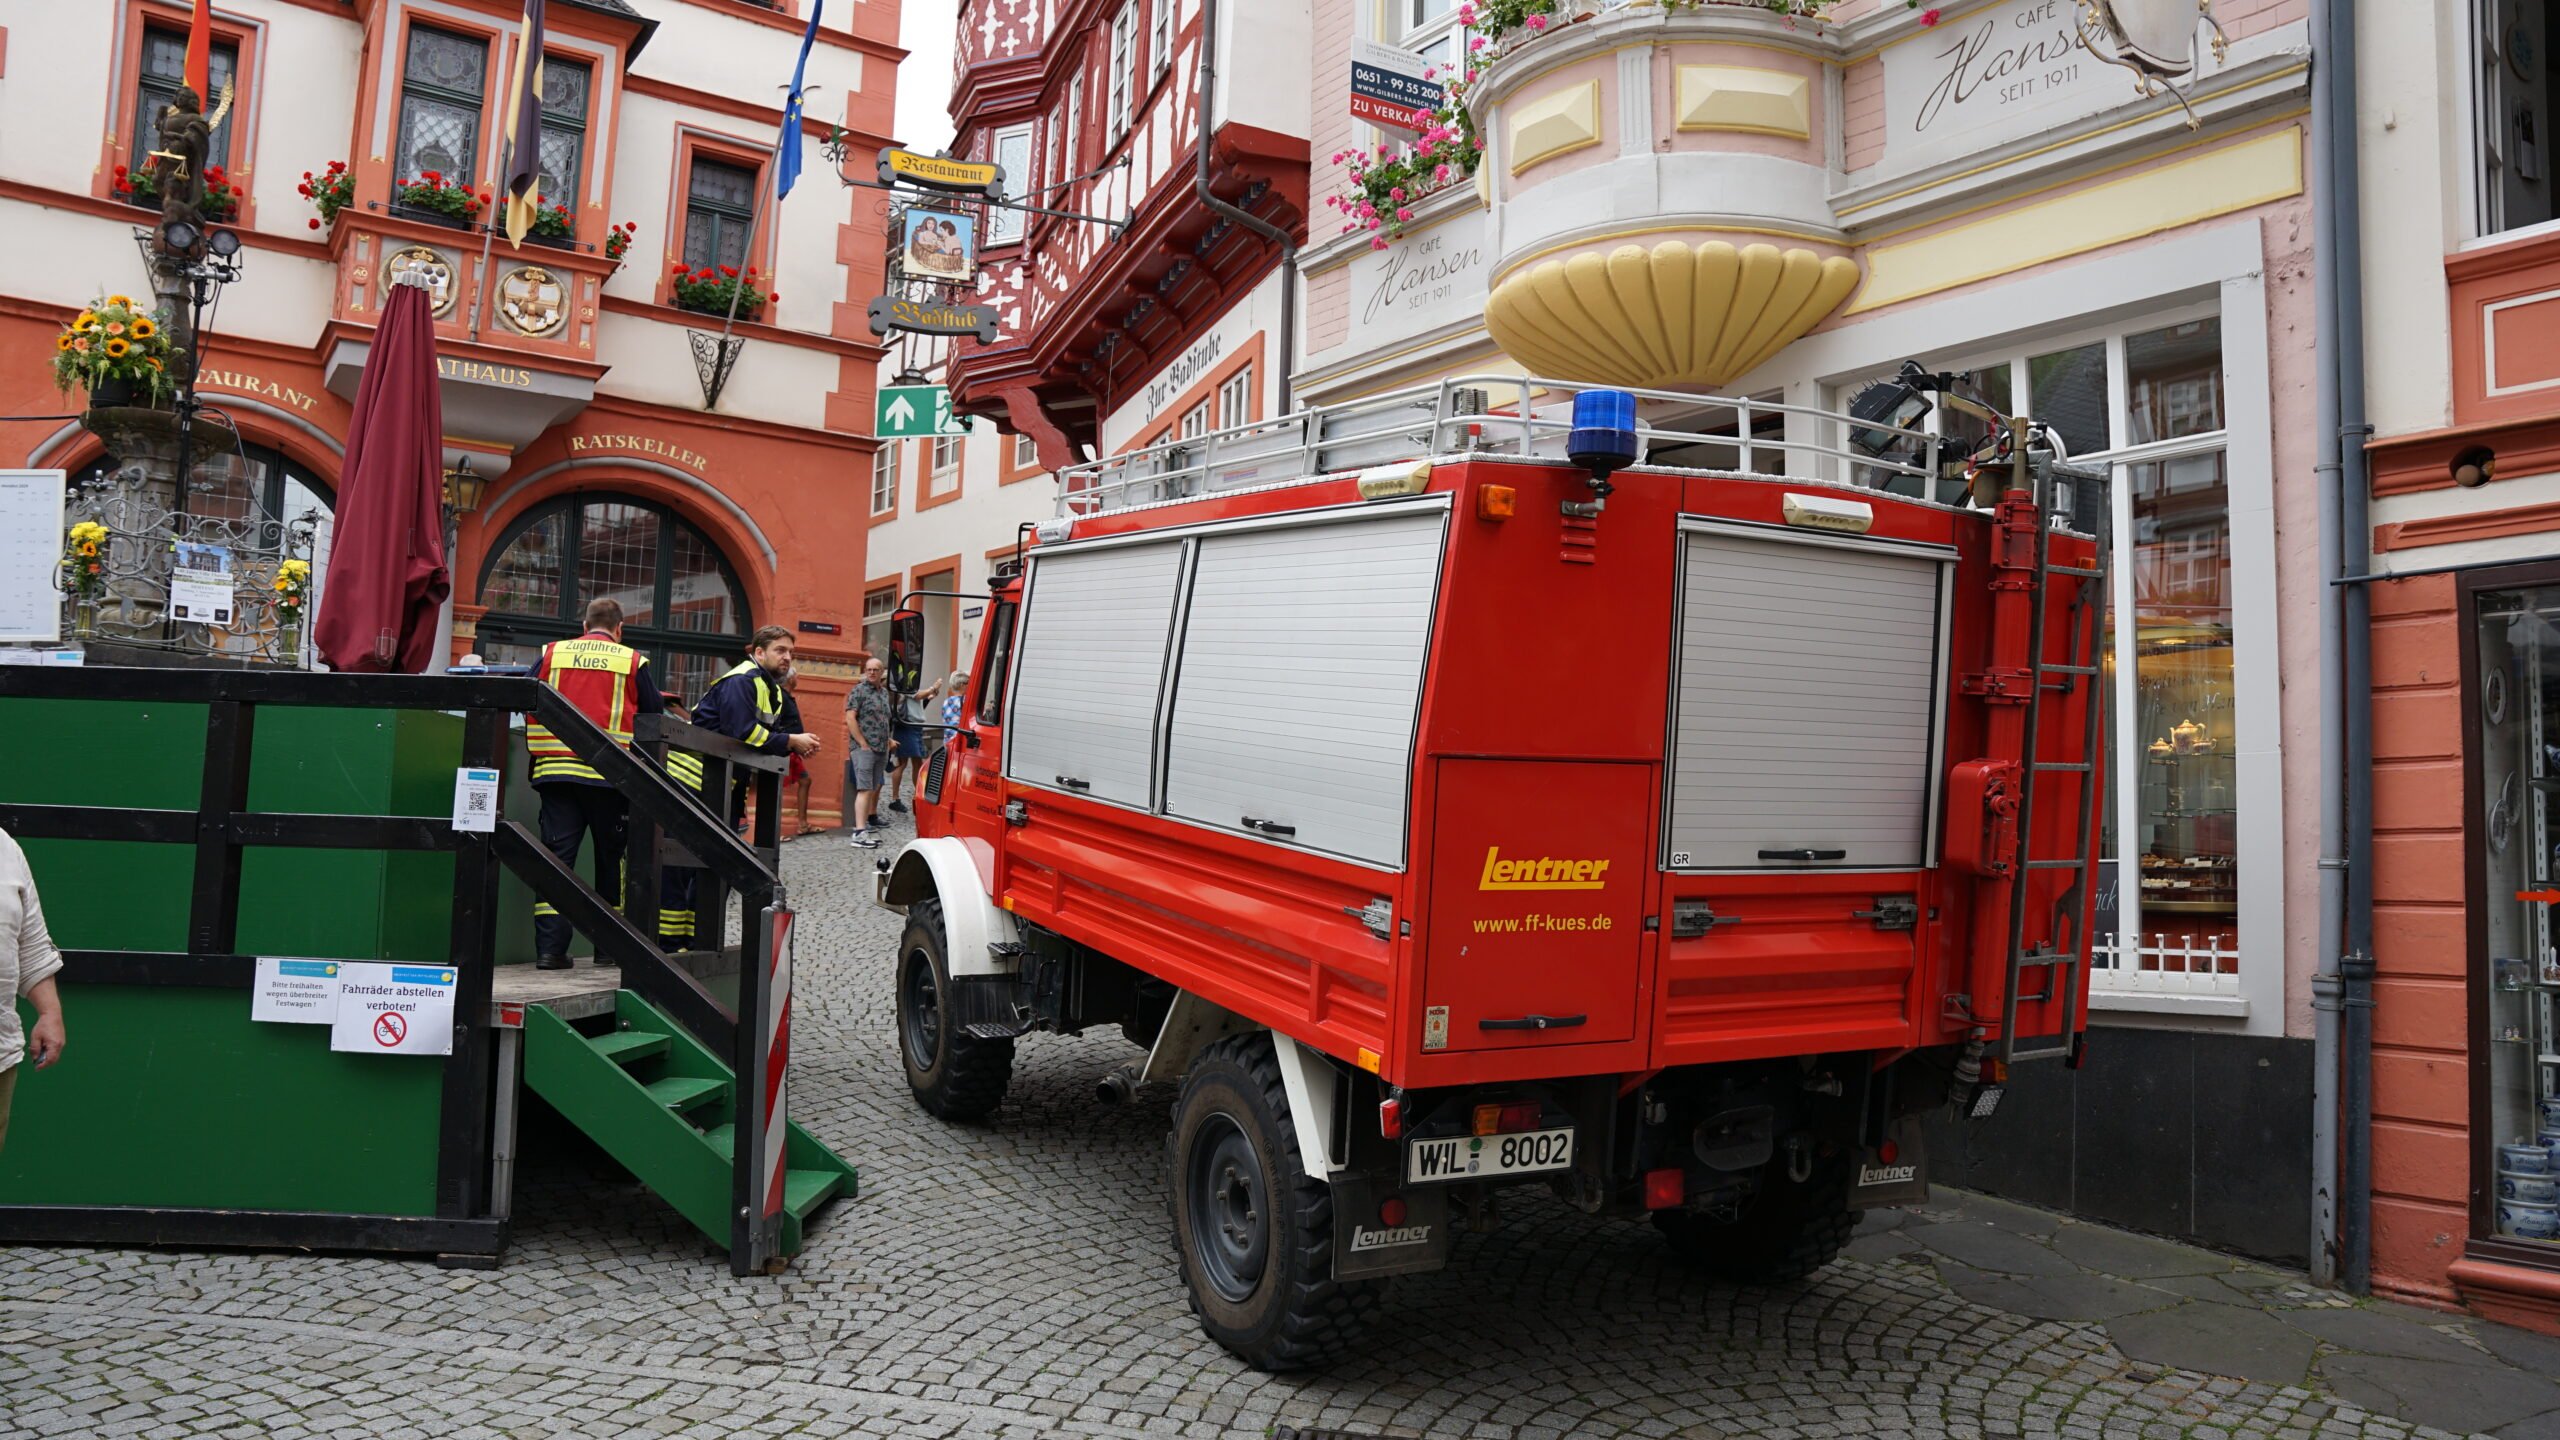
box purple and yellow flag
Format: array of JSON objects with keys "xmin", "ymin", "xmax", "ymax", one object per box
[{"xmin": 500, "ymin": 0, "xmax": 549, "ymax": 247}]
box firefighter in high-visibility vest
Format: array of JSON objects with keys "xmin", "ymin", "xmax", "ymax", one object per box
[
  {"xmin": 526, "ymin": 597, "xmax": 664, "ymax": 970},
  {"xmin": 658, "ymin": 625, "xmax": 818, "ymax": 948}
]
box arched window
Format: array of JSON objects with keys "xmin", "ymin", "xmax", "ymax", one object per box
[
  {"xmin": 476, "ymin": 494, "xmax": 751, "ymax": 705},
  {"xmin": 71, "ymin": 439, "xmax": 335, "ymax": 537}
]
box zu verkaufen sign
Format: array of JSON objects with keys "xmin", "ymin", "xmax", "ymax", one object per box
[{"xmin": 1879, "ymin": 0, "xmax": 2223, "ymax": 173}]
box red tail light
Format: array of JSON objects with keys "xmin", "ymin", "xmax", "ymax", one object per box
[
  {"xmin": 1379, "ymin": 1196, "xmax": 1408, "ymax": 1227},
  {"xmin": 1878, "ymin": 1139, "xmax": 1900, "ymax": 1165},
  {"xmin": 1643, "ymin": 1167, "xmax": 1685, "ymax": 1210},
  {"xmin": 1499, "ymin": 1102, "xmax": 1542, "ymax": 1133},
  {"xmin": 1379, "ymin": 1096, "xmax": 1404, "ymax": 1140}
]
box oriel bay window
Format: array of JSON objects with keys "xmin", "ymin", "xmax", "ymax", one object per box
[{"xmin": 396, "ymin": 25, "xmax": 489, "ymax": 183}]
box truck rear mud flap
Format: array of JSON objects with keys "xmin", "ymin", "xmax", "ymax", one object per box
[
  {"xmin": 1329, "ymin": 1172, "xmax": 1452, "ymax": 1281},
  {"xmin": 1848, "ymin": 1116, "xmax": 1929, "ymax": 1208}
]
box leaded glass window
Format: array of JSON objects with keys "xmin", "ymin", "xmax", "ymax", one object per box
[
  {"xmin": 683, "ymin": 158, "xmax": 759, "ymax": 270},
  {"xmin": 477, "ymin": 496, "xmax": 751, "ymax": 698},
  {"xmin": 539, "ymin": 59, "xmax": 591, "ymax": 209},
  {"xmin": 397, "ymin": 26, "xmax": 489, "ymax": 184},
  {"xmin": 135, "ymin": 28, "xmax": 238, "ymax": 172}
]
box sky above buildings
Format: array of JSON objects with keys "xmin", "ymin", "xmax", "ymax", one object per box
[{"xmin": 896, "ymin": 1, "xmax": 960, "ymax": 155}]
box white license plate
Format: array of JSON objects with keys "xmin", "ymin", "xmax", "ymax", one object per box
[{"xmin": 1405, "ymin": 1127, "xmax": 1576, "ymax": 1184}]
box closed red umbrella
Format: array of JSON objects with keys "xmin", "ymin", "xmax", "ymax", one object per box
[{"xmin": 314, "ymin": 276, "xmax": 451, "ymax": 672}]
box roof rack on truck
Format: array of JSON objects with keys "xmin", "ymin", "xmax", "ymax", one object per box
[{"xmin": 1054, "ymin": 374, "xmax": 2033, "ymax": 522}]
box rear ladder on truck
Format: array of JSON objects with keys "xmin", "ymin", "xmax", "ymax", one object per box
[{"xmin": 1973, "ymin": 443, "xmax": 2112, "ymax": 1066}]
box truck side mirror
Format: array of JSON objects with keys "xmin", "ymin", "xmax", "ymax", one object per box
[{"xmin": 888, "ymin": 608, "xmax": 925, "ymax": 695}]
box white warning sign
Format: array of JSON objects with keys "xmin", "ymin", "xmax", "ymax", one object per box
[{"xmin": 329, "ymin": 962, "xmax": 459, "ymax": 1056}]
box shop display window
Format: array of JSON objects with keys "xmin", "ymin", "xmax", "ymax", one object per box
[
  {"xmin": 1831, "ymin": 310, "xmax": 2243, "ymax": 996},
  {"xmin": 2473, "ymin": 581, "xmax": 2560, "ymax": 1245}
]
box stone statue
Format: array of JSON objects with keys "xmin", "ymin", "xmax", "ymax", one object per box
[{"xmin": 152, "ymin": 85, "xmax": 211, "ymax": 238}]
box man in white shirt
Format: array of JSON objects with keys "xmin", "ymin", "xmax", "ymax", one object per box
[{"xmin": 0, "ymin": 828, "xmax": 68, "ymax": 1153}]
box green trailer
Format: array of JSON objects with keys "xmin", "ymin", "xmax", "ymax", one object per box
[{"xmin": 0, "ymin": 664, "xmax": 851, "ymax": 1271}]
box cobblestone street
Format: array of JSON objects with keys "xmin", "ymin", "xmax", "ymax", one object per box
[{"xmin": 2, "ymin": 827, "xmax": 2557, "ymax": 1439}]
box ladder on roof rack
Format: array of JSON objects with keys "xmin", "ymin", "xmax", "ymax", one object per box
[{"xmin": 1958, "ymin": 434, "xmax": 2110, "ymax": 1067}]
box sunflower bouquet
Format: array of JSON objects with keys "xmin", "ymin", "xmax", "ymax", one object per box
[
  {"xmin": 61, "ymin": 521, "xmax": 109, "ymax": 601},
  {"xmin": 53, "ymin": 294, "xmax": 175, "ymax": 405}
]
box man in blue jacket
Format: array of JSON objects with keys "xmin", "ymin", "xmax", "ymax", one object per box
[{"xmin": 659, "ymin": 626, "xmax": 819, "ymax": 947}]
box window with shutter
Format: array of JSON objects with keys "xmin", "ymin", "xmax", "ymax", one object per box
[
  {"xmin": 1665, "ymin": 524, "xmax": 1952, "ymax": 871},
  {"xmin": 1005, "ymin": 540, "xmax": 1187, "ymax": 808},
  {"xmin": 1162, "ymin": 508, "xmax": 1447, "ymax": 867}
]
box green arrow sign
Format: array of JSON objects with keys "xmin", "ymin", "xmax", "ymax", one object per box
[{"xmin": 876, "ymin": 384, "xmax": 971, "ymax": 439}]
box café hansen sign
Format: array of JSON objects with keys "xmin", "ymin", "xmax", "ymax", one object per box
[{"xmin": 1878, "ymin": 0, "xmax": 2225, "ymax": 172}]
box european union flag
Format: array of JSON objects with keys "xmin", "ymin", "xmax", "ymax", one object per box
[{"xmin": 777, "ymin": 0, "xmax": 823, "ymax": 201}]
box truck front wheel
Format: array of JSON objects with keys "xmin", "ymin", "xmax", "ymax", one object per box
[
  {"xmin": 896, "ymin": 898, "xmax": 1014, "ymax": 1121},
  {"xmin": 1167, "ymin": 1033, "xmax": 1380, "ymax": 1371},
  {"xmin": 1653, "ymin": 1160, "xmax": 1858, "ymax": 1285}
]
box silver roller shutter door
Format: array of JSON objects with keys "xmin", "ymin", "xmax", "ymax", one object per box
[
  {"xmin": 1005, "ymin": 540, "xmax": 1187, "ymax": 808},
  {"xmin": 1668, "ymin": 526, "xmax": 1949, "ymax": 870},
  {"xmin": 1163, "ymin": 509, "xmax": 1446, "ymax": 868}
]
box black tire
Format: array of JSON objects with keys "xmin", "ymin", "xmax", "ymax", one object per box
[
  {"xmin": 1166, "ymin": 1033, "xmax": 1381, "ymax": 1371},
  {"xmin": 1654, "ymin": 1159, "xmax": 1858, "ymax": 1285},
  {"xmin": 896, "ymin": 898, "xmax": 1014, "ymax": 1121}
]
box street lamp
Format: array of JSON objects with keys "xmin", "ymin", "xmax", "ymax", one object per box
[{"xmin": 443, "ymin": 457, "xmax": 487, "ymax": 515}]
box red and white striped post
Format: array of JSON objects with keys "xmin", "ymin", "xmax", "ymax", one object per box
[{"xmin": 738, "ymin": 901, "xmax": 793, "ymax": 1273}]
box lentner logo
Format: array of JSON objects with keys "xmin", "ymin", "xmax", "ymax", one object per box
[{"xmin": 1479, "ymin": 846, "xmax": 1609, "ymax": 892}]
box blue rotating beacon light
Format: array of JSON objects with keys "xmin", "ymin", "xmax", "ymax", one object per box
[{"xmin": 1566, "ymin": 388, "xmax": 1640, "ymax": 500}]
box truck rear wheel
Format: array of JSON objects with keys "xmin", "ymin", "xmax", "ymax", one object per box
[
  {"xmin": 1654, "ymin": 1160, "xmax": 1858, "ymax": 1285},
  {"xmin": 896, "ymin": 898, "xmax": 1014, "ymax": 1121},
  {"xmin": 1166, "ymin": 1033, "xmax": 1380, "ymax": 1371}
]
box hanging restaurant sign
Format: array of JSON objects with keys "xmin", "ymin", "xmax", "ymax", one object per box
[
  {"xmin": 877, "ymin": 148, "xmax": 1006, "ymax": 199},
  {"xmin": 867, "ymin": 295, "xmax": 1000, "ymax": 342}
]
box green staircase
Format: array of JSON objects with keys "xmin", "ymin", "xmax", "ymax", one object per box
[{"xmin": 523, "ymin": 991, "xmax": 858, "ymax": 1257}]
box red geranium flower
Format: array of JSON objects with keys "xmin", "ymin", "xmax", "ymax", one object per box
[
  {"xmin": 309, "ymin": 218, "xmax": 322, "ymax": 229},
  {"xmin": 424, "ymin": 169, "xmax": 443, "ymax": 184},
  {"xmin": 768, "ymin": 292, "xmax": 779, "ymax": 303},
  {"xmin": 719, "ymin": 264, "xmax": 738, "ymax": 278}
]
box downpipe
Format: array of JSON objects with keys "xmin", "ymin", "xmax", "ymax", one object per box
[
  {"xmin": 1196, "ymin": 0, "xmax": 1299, "ymax": 409},
  {"xmin": 2312, "ymin": 0, "xmax": 2376, "ymax": 1294}
]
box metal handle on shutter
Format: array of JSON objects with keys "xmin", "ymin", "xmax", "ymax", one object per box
[
  {"xmin": 1242, "ymin": 816, "xmax": 1296, "ymax": 837},
  {"xmin": 1054, "ymin": 775, "xmax": 1091, "ymax": 792},
  {"xmin": 1758, "ymin": 847, "xmax": 1846, "ymax": 862}
]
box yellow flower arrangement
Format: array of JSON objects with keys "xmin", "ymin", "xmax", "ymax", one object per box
[
  {"xmin": 273, "ymin": 557, "xmax": 312, "ymax": 617},
  {"xmin": 61, "ymin": 522, "xmax": 111, "ymax": 601},
  {"xmin": 52, "ymin": 294, "xmax": 173, "ymax": 404}
]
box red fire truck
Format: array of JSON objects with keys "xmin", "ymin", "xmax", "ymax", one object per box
[{"xmin": 875, "ymin": 376, "xmax": 2103, "ymax": 1370}]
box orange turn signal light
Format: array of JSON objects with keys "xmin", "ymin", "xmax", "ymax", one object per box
[{"xmin": 1476, "ymin": 484, "xmax": 1516, "ymax": 521}]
